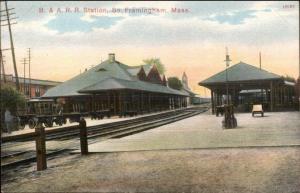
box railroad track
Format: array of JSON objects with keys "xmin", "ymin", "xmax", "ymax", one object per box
[
  {"xmin": 1, "ymin": 109, "xmax": 187, "ymax": 150},
  {"xmin": 1, "ymin": 107, "xmax": 208, "ymax": 170},
  {"xmin": 1, "ymin": 109, "xmax": 191, "ymax": 160},
  {"xmin": 2, "ymin": 109, "xmax": 191, "ymax": 154},
  {"xmin": 2, "ymin": 108, "xmax": 189, "ymax": 144}
]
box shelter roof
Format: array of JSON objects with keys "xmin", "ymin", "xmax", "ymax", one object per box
[{"xmin": 199, "ymin": 62, "xmax": 282, "ymax": 86}]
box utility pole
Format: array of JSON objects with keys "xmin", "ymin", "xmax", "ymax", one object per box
[
  {"xmin": 28, "ymin": 48, "xmax": 31, "ymax": 98},
  {"xmin": 298, "ymin": 52, "xmax": 300, "ymax": 111},
  {"xmin": 224, "ymin": 47, "xmax": 231, "ymax": 105},
  {"xmin": 20, "ymin": 58, "xmax": 27, "ymax": 96},
  {"xmin": 1, "ymin": 55, "xmax": 6, "ymax": 83},
  {"xmin": 1, "ymin": 1, "xmax": 19, "ymax": 90},
  {"xmin": 0, "ymin": 0, "xmax": 3, "ymax": 83},
  {"xmin": 0, "ymin": 1, "xmax": 2, "ymax": 135}
]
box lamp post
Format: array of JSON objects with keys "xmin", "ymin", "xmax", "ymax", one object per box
[
  {"xmin": 224, "ymin": 47, "xmax": 231, "ymax": 105},
  {"xmin": 226, "ymin": 67, "xmax": 229, "ymax": 105},
  {"xmin": 222, "ymin": 47, "xmax": 237, "ymax": 129}
]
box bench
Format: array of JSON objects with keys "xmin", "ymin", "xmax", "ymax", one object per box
[
  {"xmin": 216, "ymin": 105, "xmax": 225, "ymax": 117},
  {"xmin": 252, "ymin": 104, "xmax": 264, "ymax": 117}
]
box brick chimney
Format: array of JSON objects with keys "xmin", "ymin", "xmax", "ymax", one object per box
[{"xmin": 108, "ymin": 53, "xmax": 115, "ymax": 63}]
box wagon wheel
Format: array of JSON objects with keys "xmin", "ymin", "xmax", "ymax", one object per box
[
  {"xmin": 44, "ymin": 118, "xmax": 53, "ymax": 127},
  {"xmin": 28, "ymin": 119, "xmax": 37, "ymax": 129},
  {"xmin": 58, "ymin": 120, "xmax": 63, "ymax": 126},
  {"xmin": 55, "ymin": 118, "xmax": 63, "ymax": 126}
]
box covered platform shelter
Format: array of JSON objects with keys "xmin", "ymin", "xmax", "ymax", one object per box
[
  {"xmin": 199, "ymin": 62, "xmax": 297, "ymax": 113},
  {"xmin": 42, "ymin": 54, "xmax": 188, "ymax": 116}
]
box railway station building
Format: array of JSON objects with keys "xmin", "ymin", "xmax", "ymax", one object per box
[
  {"xmin": 181, "ymin": 72, "xmax": 196, "ymax": 105},
  {"xmin": 42, "ymin": 54, "xmax": 189, "ymax": 116},
  {"xmin": 199, "ymin": 62, "xmax": 298, "ymax": 113}
]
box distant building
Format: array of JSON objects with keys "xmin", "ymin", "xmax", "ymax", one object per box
[
  {"xmin": 0, "ymin": 74, "xmax": 61, "ymax": 99},
  {"xmin": 181, "ymin": 72, "xmax": 196, "ymax": 105},
  {"xmin": 191, "ymin": 94, "xmax": 211, "ymax": 105},
  {"xmin": 199, "ymin": 62, "xmax": 297, "ymax": 113}
]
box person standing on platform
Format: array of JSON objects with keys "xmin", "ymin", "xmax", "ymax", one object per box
[{"xmin": 5, "ymin": 108, "xmax": 13, "ymax": 134}]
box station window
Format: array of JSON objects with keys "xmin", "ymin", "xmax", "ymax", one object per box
[
  {"xmin": 35, "ymin": 86, "xmax": 41, "ymax": 97},
  {"xmin": 24, "ymin": 85, "xmax": 30, "ymax": 96}
]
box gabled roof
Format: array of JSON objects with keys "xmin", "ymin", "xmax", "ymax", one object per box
[
  {"xmin": 43, "ymin": 59, "xmax": 134, "ymax": 97},
  {"xmin": 143, "ymin": 64, "xmax": 153, "ymax": 75},
  {"xmin": 1, "ymin": 74, "xmax": 61, "ymax": 86},
  {"xmin": 123, "ymin": 64, "xmax": 154, "ymax": 76},
  {"xmin": 16, "ymin": 77, "xmax": 61, "ymax": 86},
  {"xmin": 79, "ymin": 77, "xmax": 188, "ymax": 96},
  {"xmin": 199, "ymin": 62, "xmax": 282, "ymax": 86},
  {"xmin": 126, "ymin": 67, "xmax": 141, "ymax": 76},
  {"xmin": 43, "ymin": 58, "xmax": 188, "ymax": 98}
]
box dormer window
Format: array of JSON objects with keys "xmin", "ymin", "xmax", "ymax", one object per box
[{"xmin": 96, "ymin": 68, "xmax": 107, "ymax": 72}]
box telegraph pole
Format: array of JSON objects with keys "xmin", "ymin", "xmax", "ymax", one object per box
[
  {"xmin": 1, "ymin": 1, "xmax": 19, "ymax": 90},
  {"xmin": 0, "ymin": 1, "xmax": 2, "ymax": 134},
  {"xmin": 20, "ymin": 58, "xmax": 27, "ymax": 95},
  {"xmin": 28, "ymin": 48, "xmax": 31, "ymax": 98},
  {"xmin": 0, "ymin": 0, "xmax": 3, "ymax": 83},
  {"xmin": 1, "ymin": 56, "xmax": 6, "ymax": 83},
  {"xmin": 298, "ymin": 53, "xmax": 300, "ymax": 111}
]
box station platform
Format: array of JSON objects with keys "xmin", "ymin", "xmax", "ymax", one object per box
[
  {"xmin": 77, "ymin": 111, "xmax": 300, "ymax": 153},
  {"xmin": 2, "ymin": 108, "xmax": 193, "ymax": 137}
]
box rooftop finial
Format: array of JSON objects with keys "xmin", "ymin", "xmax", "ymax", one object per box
[
  {"xmin": 224, "ymin": 47, "xmax": 231, "ymax": 67},
  {"xmin": 259, "ymin": 52, "xmax": 262, "ymax": 70}
]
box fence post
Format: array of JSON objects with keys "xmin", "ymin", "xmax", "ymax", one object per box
[
  {"xmin": 35, "ymin": 122, "xmax": 47, "ymax": 171},
  {"xmin": 79, "ymin": 118, "xmax": 88, "ymax": 155}
]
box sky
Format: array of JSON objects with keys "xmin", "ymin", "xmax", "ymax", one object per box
[{"xmin": 1, "ymin": 1, "xmax": 299, "ymax": 97}]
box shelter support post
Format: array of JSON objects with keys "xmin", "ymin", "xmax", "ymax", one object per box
[
  {"xmin": 113, "ymin": 92, "xmax": 116, "ymax": 115},
  {"xmin": 211, "ymin": 90, "xmax": 215, "ymax": 114},
  {"xmin": 270, "ymin": 81, "xmax": 274, "ymax": 112}
]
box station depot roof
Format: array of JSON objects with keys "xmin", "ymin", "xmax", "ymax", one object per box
[
  {"xmin": 126, "ymin": 64, "xmax": 152, "ymax": 76},
  {"xmin": 199, "ymin": 62, "xmax": 283, "ymax": 86},
  {"xmin": 79, "ymin": 77, "xmax": 185, "ymax": 96},
  {"xmin": 42, "ymin": 58, "xmax": 188, "ymax": 98}
]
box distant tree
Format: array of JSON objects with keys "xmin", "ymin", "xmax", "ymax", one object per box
[
  {"xmin": 142, "ymin": 58, "xmax": 166, "ymax": 74},
  {"xmin": 282, "ymin": 75, "xmax": 296, "ymax": 83},
  {"xmin": 168, "ymin": 77, "xmax": 183, "ymax": 90},
  {"xmin": 0, "ymin": 85, "xmax": 26, "ymax": 114}
]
